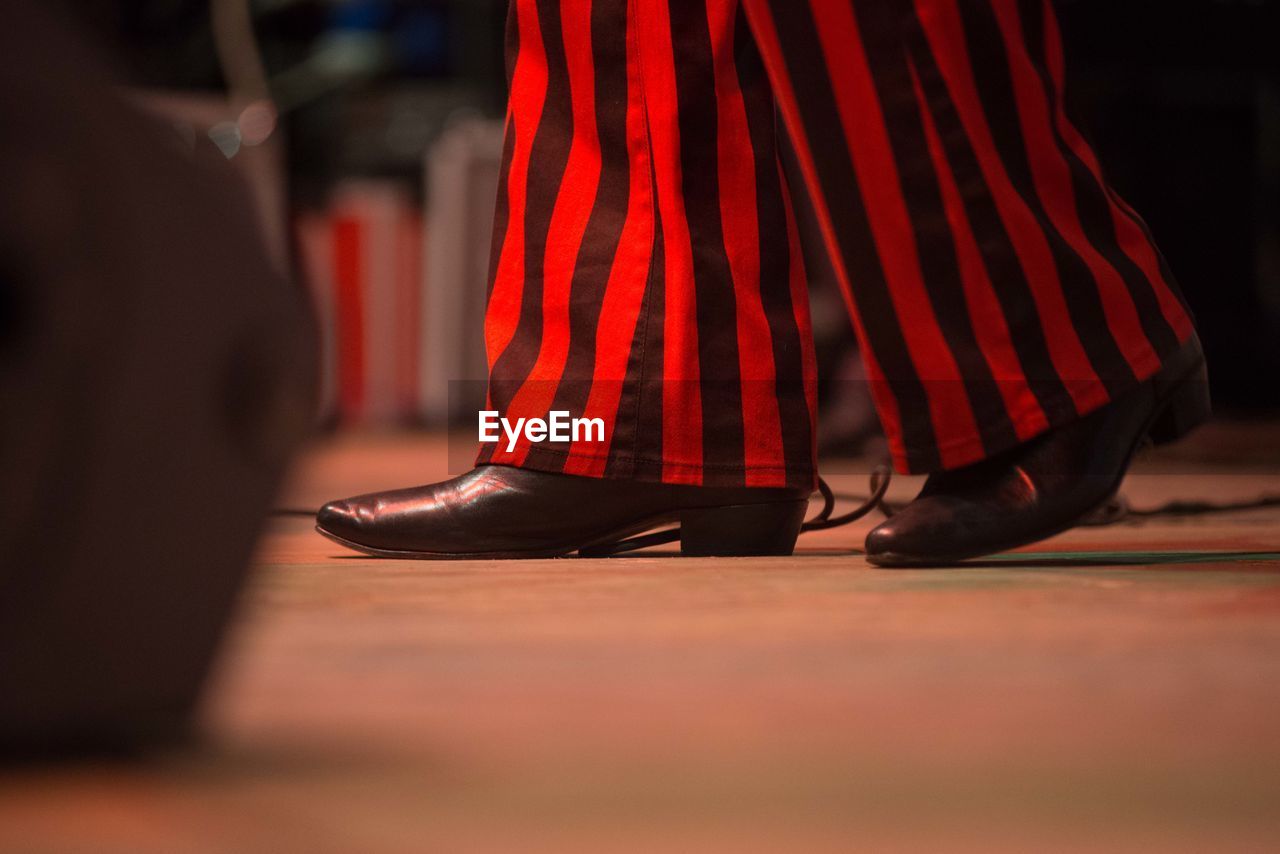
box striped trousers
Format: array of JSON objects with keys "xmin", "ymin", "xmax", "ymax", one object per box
[{"xmin": 478, "ymin": 0, "xmax": 1196, "ymax": 490}]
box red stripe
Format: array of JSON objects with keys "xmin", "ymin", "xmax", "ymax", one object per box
[
  {"xmin": 915, "ymin": 0, "xmax": 1100, "ymax": 407},
  {"xmin": 563, "ymin": 5, "xmax": 656, "ymax": 477},
  {"xmin": 909, "ymin": 57, "xmax": 1049, "ymax": 442},
  {"xmin": 808, "ymin": 0, "xmax": 981, "ymax": 467},
  {"xmin": 498, "ymin": 0, "xmax": 604, "ymax": 465},
  {"xmin": 707, "ymin": 1, "xmax": 785, "ymax": 486},
  {"xmin": 637, "ymin": 0, "xmax": 703, "ymax": 485},
  {"xmin": 740, "ymin": 0, "xmax": 910, "ymax": 470},
  {"xmin": 332, "ymin": 216, "xmax": 366, "ymax": 422},
  {"xmin": 1039, "ymin": 0, "xmax": 1192, "ymax": 342},
  {"xmin": 484, "ymin": 0, "xmax": 547, "ymax": 373},
  {"xmin": 990, "ymin": 0, "xmax": 1157, "ymax": 377}
]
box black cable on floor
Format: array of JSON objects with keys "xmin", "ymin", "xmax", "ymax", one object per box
[
  {"xmin": 827, "ymin": 484, "xmax": 1280, "ymax": 528},
  {"xmin": 569, "ymin": 468, "xmax": 893, "ymax": 557},
  {"xmin": 1077, "ymin": 492, "xmax": 1280, "ymax": 526}
]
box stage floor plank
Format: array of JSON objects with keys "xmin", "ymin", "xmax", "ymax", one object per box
[{"xmin": 4, "ymin": 429, "xmax": 1280, "ymax": 852}]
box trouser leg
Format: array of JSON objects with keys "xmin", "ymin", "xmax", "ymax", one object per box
[
  {"xmin": 741, "ymin": 0, "xmax": 1196, "ymax": 473},
  {"xmin": 481, "ymin": 0, "xmax": 818, "ymax": 490}
]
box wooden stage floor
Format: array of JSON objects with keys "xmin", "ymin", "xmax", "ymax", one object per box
[{"xmin": 3, "ymin": 427, "xmax": 1280, "ymax": 852}]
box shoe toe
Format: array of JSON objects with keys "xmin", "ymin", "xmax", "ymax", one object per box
[
  {"xmin": 863, "ymin": 501, "xmax": 954, "ymax": 567},
  {"xmin": 863, "ymin": 520, "xmax": 897, "ymax": 556},
  {"xmin": 864, "ymin": 519, "xmax": 914, "ymax": 566},
  {"xmin": 316, "ymin": 499, "xmax": 362, "ymax": 539}
]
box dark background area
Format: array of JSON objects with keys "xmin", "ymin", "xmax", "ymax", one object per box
[
  {"xmin": 1059, "ymin": 0, "xmax": 1280, "ymax": 411},
  {"xmin": 71, "ymin": 0, "xmax": 1280, "ymax": 412}
]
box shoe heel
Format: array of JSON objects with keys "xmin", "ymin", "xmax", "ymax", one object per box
[
  {"xmin": 1148, "ymin": 361, "xmax": 1212, "ymax": 446},
  {"xmin": 679, "ymin": 500, "xmax": 808, "ymax": 557}
]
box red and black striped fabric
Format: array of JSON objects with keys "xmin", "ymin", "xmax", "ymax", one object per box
[{"xmin": 478, "ymin": 0, "xmax": 1195, "ymax": 488}]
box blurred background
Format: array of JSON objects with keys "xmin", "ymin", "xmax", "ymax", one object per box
[{"xmin": 72, "ymin": 0, "xmax": 1280, "ymax": 449}]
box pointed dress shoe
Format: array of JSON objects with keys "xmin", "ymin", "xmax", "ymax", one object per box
[
  {"xmin": 316, "ymin": 466, "xmax": 811, "ymax": 559},
  {"xmin": 865, "ymin": 335, "xmax": 1211, "ymax": 566}
]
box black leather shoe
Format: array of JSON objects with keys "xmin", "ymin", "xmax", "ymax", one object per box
[
  {"xmin": 865, "ymin": 335, "xmax": 1211, "ymax": 567},
  {"xmin": 316, "ymin": 466, "xmax": 810, "ymax": 559}
]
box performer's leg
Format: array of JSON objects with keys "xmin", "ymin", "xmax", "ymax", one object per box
[
  {"xmin": 482, "ymin": 0, "xmax": 816, "ymax": 490},
  {"xmin": 739, "ymin": 0, "xmax": 1207, "ymax": 561},
  {"xmin": 315, "ymin": 0, "xmax": 819, "ymax": 558}
]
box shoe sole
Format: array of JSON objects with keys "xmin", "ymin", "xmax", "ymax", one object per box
[{"xmin": 315, "ymin": 499, "xmax": 809, "ymax": 560}]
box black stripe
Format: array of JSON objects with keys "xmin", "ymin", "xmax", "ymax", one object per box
[
  {"xmin": 485, "ymin": 1, "xmax": 521, "ymax": 302},
  {"xmin": 851, "ymin": 1, "xmax": 1018, "ymax": 457},
  {"xmin": 610, "ymin": 167, "xmax": 665, "ymax": 481},
  {"xmin": 504, "ymin": 0, "xmax": 519, "ymax": 91},
  {"xmin": 667, "ymin": 0, "xmax": 746, "ymax": 484},
  {"xmin": 488, "ymin": 0, "xmax": 574, "ymax": 418},
  {"xmin": 734, "ymin": 8, "xmax": 815, "ymax": 487},
  {"xmin": 767, "ymin": 0, "xmax": 940, "ymax": 471},
  {"xmin": 485, "ymin": 122, "xmax": 516, "ymax": 303},
  {"xmin": 953, "ymin": 0, "xmax": 1134, "ymax": 392}
]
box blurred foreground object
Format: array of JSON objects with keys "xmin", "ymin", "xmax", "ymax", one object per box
[{"xmin": 0, "ymin": 2, "xmax": 315, "ymax": 754}]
